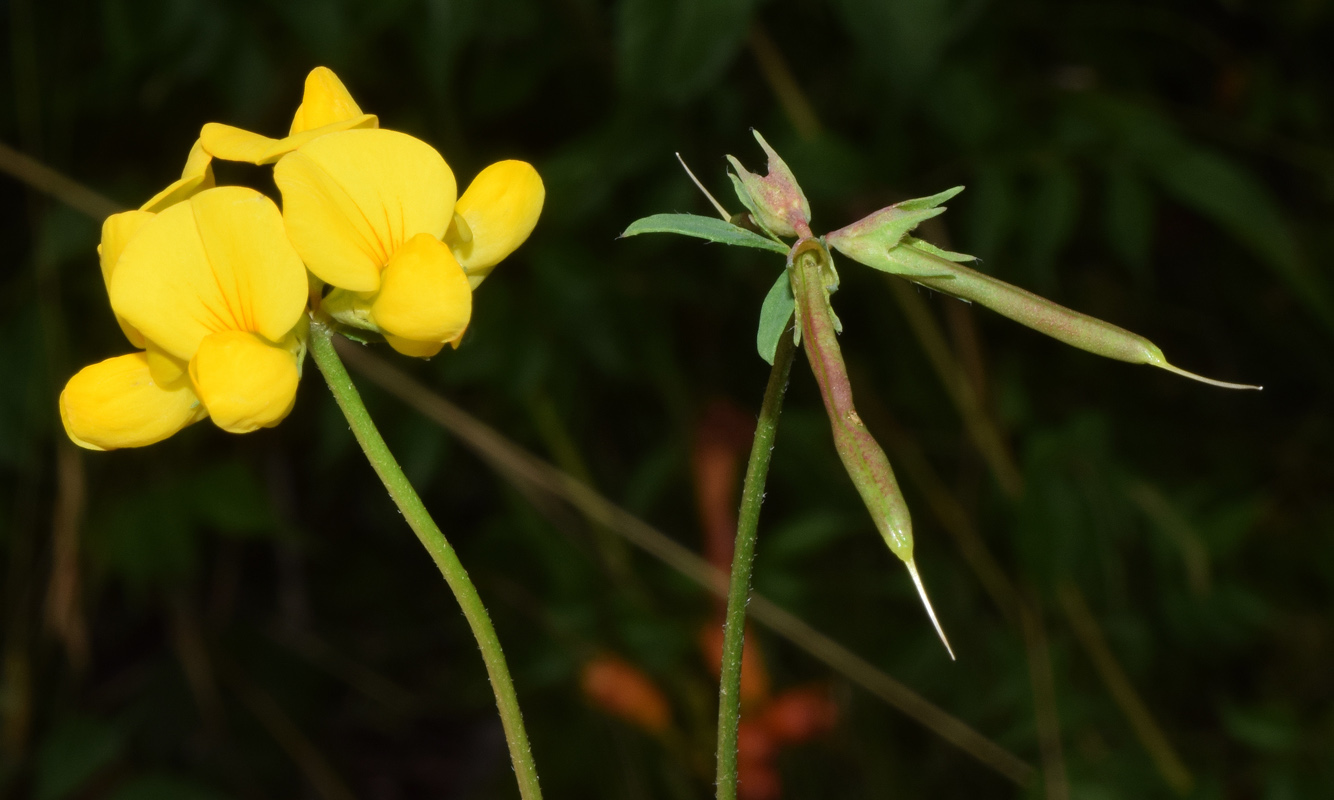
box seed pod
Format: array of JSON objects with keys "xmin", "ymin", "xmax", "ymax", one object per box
[
  {"xmin": 789, "ymin": 238, "xmax": 954, "ymax": 658},
  {"xmin": 827, "ymin": 186, "xmax": 1259, "ymax": 389},
  {"xmin": 830, "ymin": 230, "xmax": 1259, "ymax": 389},
  {"xmin": 883, "ymin": 244, "xmax": 1260, "ymax": 389}
]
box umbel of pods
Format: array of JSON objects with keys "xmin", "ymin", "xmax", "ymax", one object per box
[{"xmin": 623, "ymin": 130, "xmax": 1261, "ymax": 657}]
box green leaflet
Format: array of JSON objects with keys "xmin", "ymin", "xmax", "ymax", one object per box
[
  {"xmin": 620, "ymin": 213, "xmax": 788, "ymax": 254},
  {"xmin": 622, "ymin": 212, "xmax": 796, "ymax": 364},
  {"xmin": 757, "ymin": 268, "xmax": 795, "ymax": 365}
]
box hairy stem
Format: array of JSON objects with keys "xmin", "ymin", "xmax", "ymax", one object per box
[
  {"xmin": 716, "ymin": 326, "xmax": 797, "ymax": 800},
  {"xmin": 308, "ymin": 320, "xmax": 542, "ymax": 800}
]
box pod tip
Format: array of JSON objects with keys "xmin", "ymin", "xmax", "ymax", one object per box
[
  {"xmin": 1157, "ymin": 362, "xmax": 1261, "ymax": 391},
  {"xmin": 906, "ymin": 559, "xmax": 955, "ymax": 661},
  {"xmin": 675, "ymin": 152, "xmax": 731, "ymax": 222}
]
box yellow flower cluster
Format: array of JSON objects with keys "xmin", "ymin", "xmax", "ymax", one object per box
[{"xmin": 60, "ymin": 68, "xmax": 544, "ymax": 451}]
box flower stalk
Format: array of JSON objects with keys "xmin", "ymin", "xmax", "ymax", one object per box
[
  {"xmin": 716, "ymin": 326, "xmax": 797, "ymax": 800},
  {"xmin": 307, "ymin": 319, "xmax": 543, "ymax": 800}
]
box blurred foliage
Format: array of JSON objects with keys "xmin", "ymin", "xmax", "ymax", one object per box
[{"xmin": 2, "ymin": 0, "xmax": 1332, "ymax": 798}]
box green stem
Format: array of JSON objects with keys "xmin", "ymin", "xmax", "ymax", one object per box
[
  {"xmin": 307, "ymin": 320, "xmax": 542, "ymax": 800},
  {"xmin": 716, "ymin": 324, "xmax": 797, "ymax": 800}
]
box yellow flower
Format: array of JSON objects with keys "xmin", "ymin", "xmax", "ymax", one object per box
[
  {"xmin": 445, "ymin": 159, "xmax": 545, "ymax": 290},
  {"xmin": 61, "ymin": 186, "xmax": 309, "ymax": 450},
  {"xmin": 140, "ymin": 138, "xmax": 216, "ymax": 212},
  {"xmin": 95, "ymin": 139, "xmax": 218, "ymax": 349},
  {"xmin": 200, "ymin": 67, "xmax": 378, "ymax": 165},
  {"xmin": 273, "ymin": 128, "xmax": 544, "ymax": 357}
]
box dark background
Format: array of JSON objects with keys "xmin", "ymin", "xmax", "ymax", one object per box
[{"xmin": 1, "ymin": 0, "xmax": 1331, "ymax": 798}]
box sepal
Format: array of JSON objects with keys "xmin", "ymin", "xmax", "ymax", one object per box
[
  {"xmin": 825, "ymin": 187, "xmax": 969, "ymax": 275},
  {"xmin": 321, "ymin": 288, "xmax": 381, "ymax": 334},
  {"xmin": 901, "ymin": 236, "xmax": 975, "ymax": 263},
  {"xmin": 725, "ymin": 130, "xmax": 811, "ymax": 239}
]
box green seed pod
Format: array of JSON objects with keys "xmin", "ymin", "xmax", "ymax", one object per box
[
  {"xmin": 789, "ymin": 238, "xmax": 954, "ymax": 658},
  {"xmin": 884, "ymin": 244, "xmax": 1260, "ymax": 389},
  {"xmin": 828, "ymin": 190, "xmax": 1260, "ymax": 390}
]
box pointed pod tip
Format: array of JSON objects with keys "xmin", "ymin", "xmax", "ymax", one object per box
[
  {"xmin": 675, "ymin": 153, "xmax": 731, "ymax": 221},
  {"xmin": 1157, "ymin": 362, "xmax": 1262, "ymax": 391},
  {"xmin": 905, "ymin": 559, "xmax": 956, "ymax": 661}
]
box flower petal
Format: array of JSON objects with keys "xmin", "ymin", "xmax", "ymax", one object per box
[
  {"xmin": 274, "ymin": 129, "xmax": 456, "ymax": 292},
  {"xmin": 145, "ymin": 340, "xmax": 189, "ymax": 385},
  {"xmin": 370, "ymin": 233, "xmax": 471, "ymax": 344},
  {"xmin": 99, "ymin": 211, "xmax": 154, "ymax": 287},
  {"xmin": 110, "ymin": 186, "xmax": 308, "ymax": 361},
  {"xmin": 200, "ymin": 115, "xmax": 377, "ymax": 166},
  {"xmin": 290, "ymin": 67, "xmax": 365, "ymax": 134},
  {"xmin": 383, "ymin": 334, "xmax": 446, "ymax": 358},
  {"xmin": 189, "ymin": 330, "xmax": 300, "ymax": 433},
  {"xmin": 199, "ymin": 124, "xmax": 284, "ymax": 165},
  {"xmin": 98, "ymin": 210, "xmax": 156, "ymax": 348},
  {"xmin": 60, "ymin": 352, "xmax": 204, "ymax": 450},
  {"xmin": 448, "ymin": 160, "xmax": 544, "ymax": 288},
  {"xmin": 140, "ymin": 139, "xmax": 216, "ymax": 213}
]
